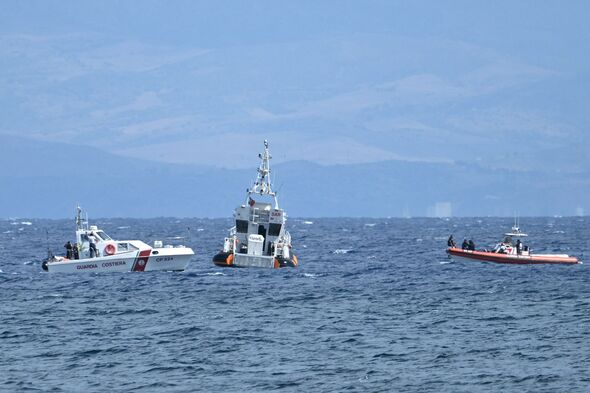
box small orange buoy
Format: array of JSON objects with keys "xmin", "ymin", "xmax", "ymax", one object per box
[
  {"xmin": 292, "ymin": 255, "xmax": 298, "ymax": 267},
  {"xmin": 274, "ymin": 259, "xmax": 280, "ymax": 269},
  {"xmin": 226, "ymin": 254, "xmax": 234, "ymax": 266}
]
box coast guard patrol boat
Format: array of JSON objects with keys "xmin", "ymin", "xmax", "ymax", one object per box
[
  {"xmin": 213, "ymin": 140, "xmax": 298, "ymax": 268},
  {"xmin": 42, "ymin": 206, "xmax": 194, "ymax": 273}
]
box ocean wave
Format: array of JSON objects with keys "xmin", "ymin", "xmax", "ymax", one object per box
[
  {"xmin": 0, "ymin": 216, "xmax": 587, "ymax": 392},
  {"xmin": 303, "ymin": 273, "xmax": 321, "ymax": 278},
  {"xmin": 333, "ymin": 249, "xmax": 353, "ymax": 254}
]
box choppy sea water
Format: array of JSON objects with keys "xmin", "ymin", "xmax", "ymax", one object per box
[{"xmin": 1, "ymin": 217, "xmax": 589, "ymax": 392}]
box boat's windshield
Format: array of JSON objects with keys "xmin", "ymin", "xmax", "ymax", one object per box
[{"xmin": 94, "ymin": 231, "xmax": 112, "ymax": 241}]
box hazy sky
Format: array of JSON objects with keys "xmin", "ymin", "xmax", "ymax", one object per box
[{"xmin": 1, "ymin": 0, "xmax": 589, "ymax": 170}]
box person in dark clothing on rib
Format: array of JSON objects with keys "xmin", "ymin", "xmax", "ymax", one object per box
[{"xmin": 447, "ymin": 235, "xmax": 456, "ymax": 248}]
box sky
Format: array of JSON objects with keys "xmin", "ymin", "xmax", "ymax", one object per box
[{"xmin": 0, "ymin": 1, "xmax": 589, "ymax": 217}]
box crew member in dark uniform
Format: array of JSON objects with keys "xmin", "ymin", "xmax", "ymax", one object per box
[
  {"xmin": 64, "ymin": 241, "xmax": 73, "ymax": 259},
  {"xmin": 516, "ymin": 239, "xmax": 522, "ymax": 255},
  {"xmin": 447, "ymin": 235, "xmax": 456, "ymax": 248},
  {"xmin": 462, "ymin": 239, "xmax": 469, "ymax": 250},
  {"xmin": 73, "ymin": 243, "xmax": 80, "ymax": 260},
  {"xmin": 468, "ymin": 239, "xmax": 476, "ymax": 251}
]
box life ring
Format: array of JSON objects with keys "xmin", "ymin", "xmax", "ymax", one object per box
[{"xmin": 104, "ymin": 243, "xmax": 116, "ymax": 256}]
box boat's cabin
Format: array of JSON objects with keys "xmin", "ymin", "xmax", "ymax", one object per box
[
  {"xmin": 74, "ymin": 225, "xmax": 147, "ymax": 259},
  {"xmin": 232, "ymin": 201, "xmax": 286, "ymax": 257},
  {"xmin": 493, "ymin": 229, "xmax": 529, "ymax": 256},
  {"xmin": 78, "ymin": 227, "xmax": 111, "ymax": 243}
]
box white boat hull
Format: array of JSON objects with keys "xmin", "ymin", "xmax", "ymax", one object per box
[
  {"xmin": 46, "ymin": 247, "xmax": 194, "ymax": 273},
  {"xmin": 233, "ymin": 253, "xmax": 275, "ymax": 268}
]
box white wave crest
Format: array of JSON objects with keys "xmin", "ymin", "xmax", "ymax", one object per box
[{"xmin": 333, "ymin": 249, "xmax": 352, "ymax": 254}]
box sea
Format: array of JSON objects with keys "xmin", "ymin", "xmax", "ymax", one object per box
[{"xmin": 0, "ymin": 217, "xmax": 589, "ymax": 392}]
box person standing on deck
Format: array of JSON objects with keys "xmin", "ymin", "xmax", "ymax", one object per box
[
  {"xmin": 462, "ymin": 239, "xmax": 469, "ymax": 250},
  {"xmin": 516, "ymin": 239, "xmax": 522, "ymax": 255},
  {"xmin": 64, "ymin": 241, "xmax": 73, "ymax": 259},
  {"xmin": 89, "ymin": 235, "xmax": 98, "ymax": 258},
  {"xmin": 447, "ymin": 235, "xmax": 456, "ymax": 248}
]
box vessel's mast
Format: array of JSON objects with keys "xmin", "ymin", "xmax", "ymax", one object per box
[
  {"xmin": 248, "ymin": 140, "xmax": 279, "ymax": 208},
  {"xmin": 512, "ymin": 215, "xmax": 520, "ymax": 234},
  {"xmin": 75, "ymin": 205, "xmax": 87, "ymax": 231}
]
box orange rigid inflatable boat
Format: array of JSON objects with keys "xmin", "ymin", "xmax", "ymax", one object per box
[
  {"xmin": 447, "ymin": 224, "xmax": 580, "ymax": 265},
  {"xmin": 446, "ymin": 247, "xmax": 579, "ymax": 265}
]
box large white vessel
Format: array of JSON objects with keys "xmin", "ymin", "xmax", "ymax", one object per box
[
  {"xmin": 213, "ymin": 140, "xmax": 298, "ymax": 268},
  {"xmin": 42, "ymin": 206, "xmax": 194, "ymax": 273}
]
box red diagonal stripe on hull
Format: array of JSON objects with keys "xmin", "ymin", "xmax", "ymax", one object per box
[{"xmin": 132, "ymin": 249, "xmax": 152, "ymax": 272}]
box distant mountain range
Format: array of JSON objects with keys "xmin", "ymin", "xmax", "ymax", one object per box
[
  {"xmin": 1, "ymin": 3, "xmax": 589, "ymax": 218},
  {"xmin": 1, "ymin": 136, "xmax": 587, "ymax": 218}
]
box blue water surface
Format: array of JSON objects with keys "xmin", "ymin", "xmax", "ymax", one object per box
[{"xmin": 1, "ymin": 217, "xmax": 589, "ymax": 392}]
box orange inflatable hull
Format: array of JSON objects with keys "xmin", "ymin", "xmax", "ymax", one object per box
[{"xmin": 447, "ymin": 247, "xmax": 579, "ymax": 265}]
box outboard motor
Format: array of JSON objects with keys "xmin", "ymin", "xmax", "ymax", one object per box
[{"xmin": 41, "ymin": 248, "xmax": 53, "ymax": 272}]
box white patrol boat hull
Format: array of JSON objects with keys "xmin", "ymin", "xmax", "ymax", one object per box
[
  {"xmin": 233, "ymin": 253, "xmax": 275, "ymax": 268},
  {"xmin": 213, "ymin": 251, "xmax": 298, "ymax": 268},
  {"xmin": 45, "ymin": 247, "xmax": 194, "ymax": 273}
]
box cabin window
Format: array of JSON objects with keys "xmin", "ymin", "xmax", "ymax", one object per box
[
  {"xmin": 268, "ymin": 223, "xmax": 282, "ymax": 236},
  {"xmin": 236, "ymin": 219, "xmax": 249, "ymax": 233},
  {"xmin": 95, "ymin": 231, "xmax": 112, "ymax": 241},
  {"xmin": 117, "ymin": 242, "xmax": 138, "ymax": 251}
]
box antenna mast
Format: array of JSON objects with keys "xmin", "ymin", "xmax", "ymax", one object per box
[
  {"xmin": 247, "ymin": 140, "xmax": 279, "ymax": 208},
  {"xmin": 75, "ymin": 205, "xmax": 87, "ymax": 231}
]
